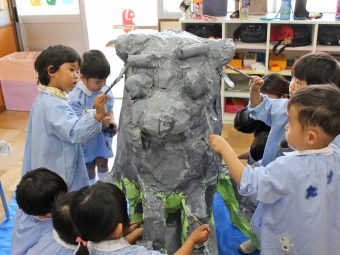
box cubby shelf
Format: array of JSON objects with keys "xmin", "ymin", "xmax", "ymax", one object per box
[{"xmin": 180, "ymin": 14, "xmax": 340, "ymax": 124}]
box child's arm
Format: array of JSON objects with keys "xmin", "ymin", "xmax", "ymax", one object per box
[
  {"xmin": 208, "ymin": 134, "xmax": 245, "ymax": 186},
  {"xmin": 174, "ymin": 224, "xmax": 210, "ymax": 255},
  {"xmin": 249, "ymin": 76, "xmax": 264, "ymax": 108},
  {"xmin": 237, "ymin": 150, "xmax": 249, "ymax": 160},
  {"xmin": 124, "ymin": 226, "xmax": 144, "ymax": 244}
]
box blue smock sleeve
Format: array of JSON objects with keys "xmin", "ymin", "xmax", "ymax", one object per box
[
  {"xmin": 46, "ymin": 101, "xmax": 101, "ymax": 144},
  {"xmin": 239, "ymin": 156, "xmax": 295, "ymax": 204},
  {"xmin": 247, "ymin": 96, "xmax": 289, "ymax": 127}
]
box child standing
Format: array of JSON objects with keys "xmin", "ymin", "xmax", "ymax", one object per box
[
  {"xmin": 12, "ymin": 168, "xmax": 68, "ymax": 255},
  {"xmin": 26, "ymin": 192, "xmax": 79, "ymax": 255},
  {"xmin": 235, "ymin": 73, "xmax": 289, "ymax": 163},
  {"xmin": 248, "ymin": 52, "xmax": 340, "ymax": 167},
  {"xmin": 22, "ymin": 45, "xmax": 109, "ymax": 190},
  {"xmin": 69, "ymin": 50, "xmax": 117, "ymax": 184},
  {"xmin": 209, "ymin": 85, "xmax": 340, "ymax": 255},
  {"xmin": 70, "ymin": 183, "xmax": 210, "ymax": 255}
]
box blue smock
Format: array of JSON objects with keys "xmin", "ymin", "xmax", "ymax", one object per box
[
  {"xmin": 26, "ymin": 230, "xmax": 78, "ymax": 255},
  {"xmin": 247, "ymin": 96, "xmax": 288, "ymax": 166},
  {"xmin": 248, "ymin": 96, "xmax": 340, "ymax": 166},
  {"xmin": 69, "ymin": 82, "xmax": 114, "ymax": 163},
  {"xmin": 239, "ymin": 144, "xmax": 340, "ymax": 255},
  {"xmin": 86, "ymin": 238, "xmax": 163, "ymax": 255},
  {"xmin": 22, "ymin": 88, "xmax": 102, "ymax": 190},
  {"xmin": 11, "ymin": 208, "xmax": 53, "ymax": 255}
]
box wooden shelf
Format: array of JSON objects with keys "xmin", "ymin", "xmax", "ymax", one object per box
[{"xmin": 224, "ymin": 90, "xmax": 249, "ymax": 98}]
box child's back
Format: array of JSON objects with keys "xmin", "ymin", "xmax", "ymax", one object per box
[
  {"xmin": 26, "ymin": 192, "xmax": 79, "ymax": 255},
  {"xmin": 12, "ymin": 168, "xmax": 68, "ymax": 255}
]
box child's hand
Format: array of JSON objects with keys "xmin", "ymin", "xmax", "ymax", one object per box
[
  {"xmin": 208, "ymin": 134, "xmax": 228, "ymax": 155},
  {"xmin": 102, "ymin": 116, "xmax": 112, "ymax": 128},
  {"xmin": 188, "ymin": 224, "xmax": 210, "ymax": 244},
  {"xmin": 93, "ymin": 94, "xmax": 109, "ymax": 122},
  {"xmin": 249, "ymin": 76, "xmax": 264, "ymax": 91},
  {"xmin": 125, "ymin": 221, "xmax": 142, "ymax": 235}
]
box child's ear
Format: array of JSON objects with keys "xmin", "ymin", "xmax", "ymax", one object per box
[
  {"xmin": 80, "ymin": 74, "xmax": 86, "ymax": 82},
  {"xmin": 282, "ymin": 93, "xmax": 289, "ymax": 99},
  {"xmin": 113, "ymin": 223, "xmax": 123, "ymax": 239},
  {"xmin": 47, "ymin": 65, "xmax": 55, "ymax": 76},
  {"xmin": 306, "ymin": 129, "xmax": 318, "ymax": 145}
]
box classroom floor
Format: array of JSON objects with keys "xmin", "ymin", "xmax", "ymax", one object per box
[{"xmin": 0, "ymin": 107, "xmax": 253, "ymax": 221}]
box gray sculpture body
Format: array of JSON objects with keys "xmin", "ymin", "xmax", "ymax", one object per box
[{"xmin": 112, "ymin": 30, "xmax": 235, "ymax": 254}]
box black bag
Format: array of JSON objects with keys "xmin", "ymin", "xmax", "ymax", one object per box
[
  {"xmin": 290, "ymin": 25, "xmax": 311, "ymax": 47},
  {"xmin": 318, "ymin": 25, "xmax": 340, "ymax": 45},
  {"xmin": 234, "ymin": 24, "xmax": 267, "ymax": 43}
]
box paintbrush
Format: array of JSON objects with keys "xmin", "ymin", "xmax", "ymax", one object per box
[
  {"xmin": 183, "ymin": 204, "xmax": 210, "ymax": 233},
  {"xmin": 225, "ymin": 64, "xmax": 253, "ymax": 79},
  {"xmin": 103, "ymin": 64, "xmax": 129, "ymax": 95}
]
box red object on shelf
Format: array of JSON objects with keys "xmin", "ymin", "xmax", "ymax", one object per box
[{"xmin": 224, "ymin": 98, "xmax": 248, "ymax": 113}]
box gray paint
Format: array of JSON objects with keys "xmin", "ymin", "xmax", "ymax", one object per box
[{"xmin": 111, "ymin": 30, "xmax": 235, "ymax": 254}]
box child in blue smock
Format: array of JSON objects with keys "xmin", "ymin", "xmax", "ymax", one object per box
[
  {"xmin": 26, "ymin": 192, "xmax": 79, "ymax": 255},
  {"xmin": 70, "ymin": 182, "xmax": 211, "ymax": 255},
  {"xmin": 239, "ymin": 52, "xmax": 340, "ymax": 253},
  {"xmin": 235, "ymin": 73, "xmax": 289, "ymax": 164},
  {"xmin": 12, "ymin": 45, "xmax": 108, "ymax": 255},
  {"xmin": 209, "ymin": 84, "xmax": 340, "ymax": 255},
  {"xmin": 248, "ymin": 52, "xmax": 340, "ymax": 167},
  {"xmin": 21, "ymin": 45, "xmax": 109, "ymax": 191},
  {"xmin": 69, "ymin": 50, "xmax": 117, "ymax": 184},
  {"xmin": 12, "ymin": 168, "xmax": 68, "ymax": 255}
]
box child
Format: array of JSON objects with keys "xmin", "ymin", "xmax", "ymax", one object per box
[
  {"xmin": 239, "ymin": 52, "xmax": 340, "ymax": 253},
  {"xmin": 26, "ymin": 192, "xmax": 79, "ymax": 255},
  {"xmin": 248, "ymin": 52, "xmax": 340, "ymax": 167},
  {"xmin": 22, "ymin": 45, "xmax": 109, "ymax": 191},
  {"xmin": 235, "ymin": 73, "xmax": 289, "ymax": 163},
  {"xmin": 69, "ymin": 50, "xmax": 117, "ymax": 184},
  {"xmin": 70, "ymin": 183, "xmax": 210, "ymax": 255},
  {"xmin": 209, "ymin": 84, "xmax": 340, "ymax": 255},
  {"xmin": 12, "ymin": 168, "xmax": 68, "ymax": 255}
]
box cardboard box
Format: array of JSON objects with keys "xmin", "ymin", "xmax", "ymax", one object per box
[{"xmin": 0, "ymin": 52, "xmax": 39, "ymax": 111}]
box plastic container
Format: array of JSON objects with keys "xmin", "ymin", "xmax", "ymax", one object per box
[
  {"xmin": 336, "ymin": 0, "xmax": 340, "ymax": 21},
  {"xmin": 279, "ymin": 0, "xmax": 291, "ymax": 20},
  {"xmin": 0, "ymin": 51, "xmax": 39, "ymax": 111},
  {"xmin": 192, "ymin": 0, "xmax": 203, "ymax": 19},
  {"xmin": 239, "ymin": 0, "xmax": 250, "ymax": 20}
]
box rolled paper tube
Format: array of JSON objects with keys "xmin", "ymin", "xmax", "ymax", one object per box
[
  {"xmin": 177, "ymin": 43, "xmax": 209, "ymax": 59},
  {"xmin": 127, "ymin": 54, "xmax": 156, "ymax": 67}
]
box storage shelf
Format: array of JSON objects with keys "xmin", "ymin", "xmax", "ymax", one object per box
[
  {"xmin": 225, "ymin": 69, "xmax": 266, "ymax": 75},
  {"xmin": 224, "ymin": 90, "xmax": 249, "ymax": 98},
  {"xmin": 222, "ymin": 112, "xmax": 236, "ymax": 124},
  {"xmin": 235, "ymin": 41, "xmax": 267, "ymax": 50},
  {"xmin": 181, "ymin": 15, "xmax": 340, "ymax": 123},
  {"xmin": 315, "ymin": 45, "xmax": 340, "ymax": 53}
]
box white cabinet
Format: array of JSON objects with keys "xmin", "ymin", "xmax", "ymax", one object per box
[{"xmin": 180, "ymin": 15, "xmax": 340, "ymax": 124}]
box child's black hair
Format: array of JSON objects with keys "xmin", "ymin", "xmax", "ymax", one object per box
[
  {"xmin": 261, "ymin": 73, "xmax": 290, "ymax": 98},
  {"xmin": 52, "ymin": 192, "xmax": 78, "ymax": 245},
  {"xmin": 249, "ymin": 131, "xmax": 269, "ymax": 161},
  {"xmin": 16, "ymin": 168, "xmax": 68, "ymax": 216},
  {"xmin": 34, "ymin": 45, "xmax": 81, "ymax": 85},
  {"xmin": 80, "ymin": 50, "xmax": 110, "ymax": 80},
  {"xmin": 70, "ymin": 183, "xmax": 129, "ymax": 255},
  {"xmin": 288, "ymin": 84, "xmax": 340, "ymax": 138},
  {"xmin": 291, "ymin": 52, "xmax": 340, "ymax": 88}
]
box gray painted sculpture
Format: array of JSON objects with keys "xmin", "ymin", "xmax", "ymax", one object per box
[{"xmin": 111, "ymin": 30, "xmax": 235, "ymax": 254}]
